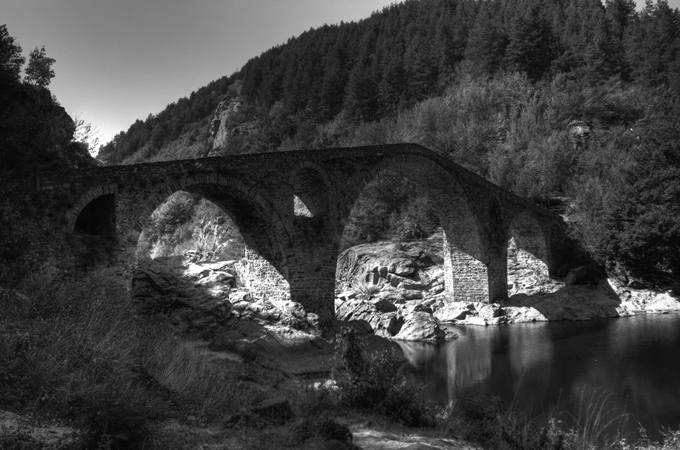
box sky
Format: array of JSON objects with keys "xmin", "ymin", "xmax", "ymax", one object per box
[
  {"xmin": 2, "ymin": 0, "xmax": 679, "ymax": 145},
  {"xmin": 2, "ymin": 0, "xmax": 398, "ymax": 144}
]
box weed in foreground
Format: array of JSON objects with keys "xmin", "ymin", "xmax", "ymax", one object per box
[
  {"xmin": 556, "ymin": 387, "xmax": 630, "ymax": 449},
  {"xmin": 0, "ymin": 271, "xmax": 171, "ymax": 448},
  {"xmin": 444, "ymin": 387, "xmax": 680, "ymax": 450}
]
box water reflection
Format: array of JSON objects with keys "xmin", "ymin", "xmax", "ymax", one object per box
[{"xmin": 398, "ymin": 314, "xmax": 680, "ymax": 440}]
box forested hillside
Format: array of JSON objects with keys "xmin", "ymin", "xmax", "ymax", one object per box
[
  {"xmin": 97, "ymin": 0, "xmax": 680, "ymax": 165},
  {"xmin": 98, "ymin": 0, "xmax": 680, "ymax": 286}
]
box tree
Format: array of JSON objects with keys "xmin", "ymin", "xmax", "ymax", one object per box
[
  {"xmin": 24, "ymin": 46, "xmax": 55, "ymax": 88},
  {"xmin": 73, "ymin": 114, "xmax": 103, "ymax": 156},
  {"xmin": 463, "ymin": 3, "xmax": 509, "ymax": 77},
  {"xmin": 505, "ymin": 12, "xmax": 557, "ymax": 81},
  {"xmin": 0, "ymin": 24, "xmax": 25, "ymax": 81}
]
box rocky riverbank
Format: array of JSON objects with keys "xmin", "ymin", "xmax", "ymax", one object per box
[
  {"xmin": 132, "ymin": 233, "xmax": 680, "ymax": 347},
  {"xmin": 334, "ymin": 235, "xmax": 680, "ymax": 333},
  {"xmin": 5, "ymin": 235, "xmax": 678, "ymax": 449}
]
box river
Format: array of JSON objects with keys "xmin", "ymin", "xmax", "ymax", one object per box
[{"xmin": 397, "ymin": 313, "xmax": 680, "ymax": 441}]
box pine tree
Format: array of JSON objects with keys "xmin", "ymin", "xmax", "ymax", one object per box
[
  {"xmin": 505, "ymin": 11, "xmax": 557, "ymax": 81},
  {"xmin": 0, "ymin": 24, "xmax": 25, "ymax": 82},
  {"xmin": 463, "ymin": 2, "xmax": 509, "ymax": 77}
]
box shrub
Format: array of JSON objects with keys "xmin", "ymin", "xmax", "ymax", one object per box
[{"xmin": 331, "ymin": 331, "xmax": 434, "ymax": 427}]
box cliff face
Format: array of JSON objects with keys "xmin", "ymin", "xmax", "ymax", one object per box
[
  {"xmin": 209, "ymin": 97, "xmax": 240, "ymax": 151},
  {"xmin": 0, "ymin": 79, "xmax": 73, "ymax": 173},
  {"xmin": 0, "ymin": 77, "xmax": 100, "ymax": 179},
  {"xmin": 207, "ymin": 96, "xmax": 257, "ymax": 157}
]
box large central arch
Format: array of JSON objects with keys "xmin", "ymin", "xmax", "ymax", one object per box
[
  {"xmin": 339, "ymin": 154, "xmax": 490, "ymax": 302},
  {"xmin": 126, "ymin": 174, "xmax": 292, "ymax": 302}
]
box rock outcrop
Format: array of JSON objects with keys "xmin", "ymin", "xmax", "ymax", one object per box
[
  {"xmin": 207, "ymin": 94, "xmax": 257, "ymax": 156},
  {"xmin": 133, "ymin": 256, "xmax": 317, "ymax": 336},
  {"xmin": 334, "ymin": 236, "xmax": 680, "ymax": 331},
  {"xmin": 336, "ymin": 237, "xmax": 445, "ymax": 304},
  {"xmin": 135, "ymin": 237, "xmax": 680, "ymax": 345},
  {"xmin": 335, "ymin": 237, "xmax": 459, "ymax": 341}
]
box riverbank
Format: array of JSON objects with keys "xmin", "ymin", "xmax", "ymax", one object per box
[
  {"xmin": 334, "ymin": 236, "xmax": 680, "ymax": 332},
  {"xmin": 3, "ymin": 268, "xmax": 680, "ymax": 449},
  {"xmin": 433, "ymin": 280, "xmax": 680, "ymax": 326},
  {"xmin": 0, "ymin": 269, "xmax": 479, "ymax": 449}
]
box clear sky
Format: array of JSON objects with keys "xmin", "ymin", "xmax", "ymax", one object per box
[
  {"xmin": 1, "ymin": 0, "xmax": 398, "ymax": 144},
  {"xmin": 2, "ymin": 0, "xmax": 679, "ymax": 145}
]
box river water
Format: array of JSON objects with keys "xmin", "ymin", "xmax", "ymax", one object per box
[{"xmin": 397, "ymin": 313, "xmax": 680, "ymax": 440}]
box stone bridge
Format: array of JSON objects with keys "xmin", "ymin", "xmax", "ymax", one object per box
[{"xmin": 31, "ymin": 144, "xmax": 567, "ymax": 322}]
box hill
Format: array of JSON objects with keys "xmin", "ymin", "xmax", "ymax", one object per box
[{"xmin": 97, "ymin": 0, "xmax": 680, "ymax": 286}]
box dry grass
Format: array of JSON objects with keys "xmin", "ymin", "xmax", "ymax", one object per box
[
  {"xmin": 0, "ymin": 268, "xmax": 248, "ymax": 447},
  {"xmin": 3, "ymin": 268, "xmax": 680, "ymax": 449}
]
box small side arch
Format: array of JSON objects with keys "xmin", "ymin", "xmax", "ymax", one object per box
[
  {"xmin": 506, "ymin": 211, "xmax": 551, "ymax": 295},
  {"xmin": 289, "ymin": 161, "xmax": 332, "ymax": 218},
  {"xmin": 65, "ymin": 184, "xmax": 118, "ymax": 235}
]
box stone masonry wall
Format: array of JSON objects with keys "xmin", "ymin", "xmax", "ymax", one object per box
[
  {"xmin": 21, "ymin": 144, "xmax": 564, "ymax": 320},
  {"xmin": 241, "ymin": 247, "xmax": 290, "ymax": 302}
]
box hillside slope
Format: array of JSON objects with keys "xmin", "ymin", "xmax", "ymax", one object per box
[{"xmin": 99, "ymin": 0, "xmax": 680, "ymax": 287}]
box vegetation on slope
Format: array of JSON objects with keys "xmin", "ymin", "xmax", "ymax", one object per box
[
  {"xmin": 97, "ymin": 0, "xmax": 680, "ymax": 165},
  {"xmin": 94, "ymin": 0, "xmax": 680, "ymax": 287}
]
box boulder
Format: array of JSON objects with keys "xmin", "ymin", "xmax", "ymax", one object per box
[
  {"xmin": 373, "ymin": 299, "xmax": 398, "ymax": 313},
  {"xmin": 503, "ymin": 306, "xmax": 548, "ymax": 323},
  {"xmin": 387, "ymin": 273, "xmax": 408, "ymax": 287},
  {"xmin": 401, "ymin": 289, "xmax": 424, "ymax": 301},
  {"xmin": 336, "ymin": 300, "xmax": 376, "ymax": 322},
  {"xmin": 463, "ymin": 316, "xmax": 489, "ymax": 326},
  {"xmin": 374, "ymin": 312, "xmax": 404, "ymax": 338},
  {"xmin": 476, "ymin": 303, "xmax": 505, "ymax": 320},
  {"xmin": 393, "ymin": 311, "xmax": 446, "ymax": 341},
  {"xmin": 434, "ymin": 303, "xmax": 471, "ymax": 322}
]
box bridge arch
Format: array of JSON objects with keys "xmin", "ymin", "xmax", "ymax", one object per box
[
  {"xmin": 506, "ymin": 211, "xmax": 550, "ymax": 295},
  {"xmin": 128, "ymin": 174, "xmax": 292, "ymax": 302},
  {"xmin": 341, "ymin": 153, "xmax": 490, "ymax": 302},
  {"xmin": 289, "ymin": 161, "xmax": 332, "ymax": 218},
  {"xmin": 65, "ymin": 184, "xmax": 118, "ymax": 235}
]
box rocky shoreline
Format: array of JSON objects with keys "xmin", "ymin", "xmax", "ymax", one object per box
[
  {"xmin": 132, "ymin": 235, "xmax": 680, "ymax": 347},
  {"xmin": 5, "ymin": 238, "xmax": 678, "ymax": 450},
  {"xmin": 334, "ymin": 236, "xmax": 680, "ymax": 339}
]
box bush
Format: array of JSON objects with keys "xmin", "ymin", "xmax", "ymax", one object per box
[{"xmin": 331, "ymin": 331, "xmax": 434, "ymax": 427}]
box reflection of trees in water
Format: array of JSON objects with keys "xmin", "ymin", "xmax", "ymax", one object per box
[
  {"xmin": 569, "ymin": 315, "xmax": 680, "ymax": 439},
  {"xmin": 398, "ymin": 323, "xmax": 556, "ymax": 404},
  {"xmin": 400, "ymin": 315, "xmax": 680, "ymax": 441}
]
